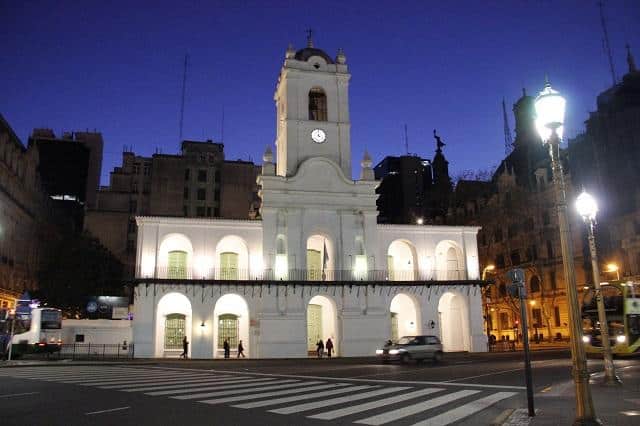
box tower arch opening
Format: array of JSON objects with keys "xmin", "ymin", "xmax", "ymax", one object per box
[
  {"xmin": 435, "ymin": 240, "xmax": 465, "ymax": 280},
  {"xmin": 307, "ymin": 295, "xmax": 338, "ymax": 356},
  {"xmin": 306, "ymin": 235, "xmax": 334, "ymax": 280},
  {"xmin": 308, "ymin": 87, "xmax": 327, "ymax": 121}
]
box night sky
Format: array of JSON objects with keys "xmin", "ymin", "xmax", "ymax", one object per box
[{"xmin": 2, "ymin": 1, "xmax": 638, "ymax": 184}]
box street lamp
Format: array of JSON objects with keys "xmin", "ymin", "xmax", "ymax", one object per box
[
  {"xmin": 535, "ymin": 79, "xmax": 601, "ymax": 425},
  {"xmin": 482, "ymin": 264, "xmax": 496, "ymax": 281},
  {"xmin": 605, "ymin": 263, "xmax": 620, "ymax": 281},
  {"xmin": 482, "ymin": 264, "xmax": 496, "ymax": 349},
  {"xmin": 576, "ymin": 190, "xmax": 621, "ymax": 385}
]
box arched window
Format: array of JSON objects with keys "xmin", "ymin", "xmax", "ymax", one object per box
[
  {"xmin": 164, "ymin": 313, "xmax": 186, "ymax": 350},
  {"xmin": 308, "ymin": 88, "xmax": 327, "ymax": 121},
  {"xmin": 220, "ymin": 252, "xmax": 239, "ymax": 280},
  {"xmin": 168, "ymin": 250, "xmax": 187, "ymax": 279},
  {"xmin": 530, "ymin": 276, "xmax": 541, "ymax": 293},
  {"xmin": 217, "ymin": 314, "xmax": 238, "ymax": 349}
]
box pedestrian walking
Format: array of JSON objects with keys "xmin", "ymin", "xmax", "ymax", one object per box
[
  {"xmin": 181, "ymin": 336, "xmax": 189, "ymax": 359},
  {"xmin": 325, "ymin": 338, "xmax": 334, "ymax": 358},
  {"xmin": 223, "ymin": 338, "xmax": 230, "ymax": 359},
  {"xmin": 316, "ymin": 339, "xmax": 324, "ymax": 358},
  {"xmin": 237, "ymin": 340, "xmax": 246, "ymax": 358}
]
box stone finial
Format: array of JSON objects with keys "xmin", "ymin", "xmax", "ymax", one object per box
[
  {"xmin": 627, "ymin": 43, "xmax": 637, "ymax": 73},
  {"xmin": 336, "ymin": 48, "xmax": 347, "ymax": 64},
  {"xmin": 306, "ymin": 29, "xmax": 314, "ymax": 48},
  {"xmin": 285, "ymin": 43, "xmax": 295, "ymax": 59},
  {"xmin": 360, "ymin": 150, "xmax": 374, "ymax": 181},
  {"xmin": 262, "ymin": 146, "xmax": 275, "ymax": 176},
  {"xmin": 263, "ymin": 146, "xmax": 273, "ymax": 163}
]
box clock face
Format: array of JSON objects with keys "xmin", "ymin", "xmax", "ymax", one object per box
[{"xmin": 311, "ymin": 128, "xmax": 326, "ymax": 143}]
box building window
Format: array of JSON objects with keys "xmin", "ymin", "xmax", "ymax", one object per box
[
  {"xmin": 183, "ymin": 187, "xmax": 189, "ymax": 200},
  {"xmin": 546, "ymin": 240, "xmax": 554, "ymax": 259},
  {"xmin": 543, "ymin": 211, "xmax": 550, "ymax": 226},
  {"xmin": 214, "ymin": 207, "xmax": 220, "ymax": 216},
  {"xmin": 207, "ymin": 207, "xmax": 212, "ymax": 217},
  {"xmin": 129, "ymin": 199, "xmax": 137, "ymax": 213},
  {"xmin": 215, "ymin": 170, "xmax": 220, "ymax": 182},
  {"xmin": 183, "ymin": 205, "xmax": 188, "ymax": 217},
  {"xmin": 214, "ymin": 189, "xmax": 220, "ymax": 201},
  {"xmin": 164, "ymin": 313, "xmax": 186, "ymax": 350},
  {"xmin": 527, "ymin": 244, "xmax": 538, "ymax": 261},
  {"xmin": 143, "ymin": 164, "xmax": 150, "ymax": 176},
  {"xmin": 167, "ymin": 250, "xmax": 187, "ymax": 279},
  {"xmin": 133, "ymin": 163, "xmax": 140, "ymax": 174},
  {"xmin": 132, "ymin": 181, "xmax": 138, "ymax": 192},
  {"xmin": 184, "ymin": 169, "xmax": 190, "ymax": 181},
  {"xmin": 75, "ymin": 334, "xmax": 85, "ymax": 343},
  {"xmin": 127, "ymin": 219, "xmax": 136, "ymax": 234},
  {"xmin": 500, "ymin": 312, "xmax": 510, "ymax": 329},
  {"xmin": 549, "ymin": 270, "xmax": 557, "ymax": 290},
  {"xmin": 479, "ymin": 232, "xmax": 486, "ymax": 246},
  {"xmin": 307, "ymin": 249, "xmax": 322, "ymax": 281},
  {"xmin": 510, "ymin": 250, "xmax": 521, "ymax": 266},
  {"xmin": 508, "ymin": 224, "xmax": 519, "ymax": 238},
  {"xmin": 530, "ymin": 276, "xmax": 541, "ymax": 293},
  {"xmin": 496, "ymin": 254, "xmax": 505, "ymax": 269},
  {"xmin": 196, "ymin": 206, "xmax": 205, "ymax": 217},
  {"xmin": 499, "ymin": 284, "xmax": 507, "ymax": 297},
  {"xmin": 198, "ymin": 170, "xmax": 207, "ymax": 182},
  {"xmin": 308, "ymin": 87, "xmax": 327, "ymax": 121},
  {"xmin": 220, "ymin": 252, "xmax": 239, "ymax": 280},
  {"xmin": 217, "ymin": 314, "xmax": 238, "ymax": 349},
  {"xmin": 532, "ymin": 308, "xmax": 542, "ymax": 328},
  {"xmin": 126, "ymin": 239, "xmax": 136, "ymax": 253},
  {"xmin": 197, "ymin": 188, "xmax": 206, "ymax": 201},
  {"xmin": 495, "ymin": 228, "xmax": 503, "ymax": 242},
  {"xmin": 554, "ymin": 306, "xmax": 561, "ymax": 327}
]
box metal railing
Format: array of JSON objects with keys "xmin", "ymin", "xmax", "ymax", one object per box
[
  {"xmin": 136, "ymin": 267, "xmax": 469, "ymax": 282},
  {"xmin": 50, "ymin": 343, "xmax": 135, "ymax": 360}
]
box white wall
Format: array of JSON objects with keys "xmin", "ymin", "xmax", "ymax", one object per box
[{"xmin": 62, "ymin": 319, "xmax": 132, "ymax": 345}]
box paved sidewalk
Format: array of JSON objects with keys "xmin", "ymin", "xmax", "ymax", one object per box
[{"xmin": 504, "ymin": 364, "xmax": 640, "ymax": 425}]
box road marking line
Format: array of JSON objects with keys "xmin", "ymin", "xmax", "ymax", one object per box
[
  {"xmin": 409, "ymin": 391, "xmax": 518, "ymax": 426},
  {"xmin": 198, "ymin": 383, "xmax": 359, "ymax": 405},
  {"xmin": 85, "ymin": 406, "xmax": 130, "ymax": 415},
  {"xmin": 125, "ymin": 377, "xmax": 280, "ymax": 392},
  {"xmin": 0, "ymin": 392, "xmax": 40, "ymax": 398},
  {"xmin": 354, "ymin": 389, "xmax": 481, "ymax": 425},
  {"xmin": 144, "ymin": 379, "xmax": 298, "ymax": 396},
  {"xmin": 268, "ymin": 386, "xmax": 410, "ymax": 414},
  {"xmin": 444, "ymin": 368, "xmax": 524, "ymax": 383},
  {"xmin": 173, "ymin": 381, "xmax": 328, "ymax": 400},
  {"xmin": 308, "ymin": 388, "xmax": 444, "ymax": 420},
  {"xmin": 99, "ymin": 376, "xmax": 249, "ymax": 389},
  {"xmin": 3, "ymin": 369, "xmax": 141, "ymax": 380},
  {"xmin": 74, "ymin": 373, "xmax": 217, "ymax": 386},
  {"xmin": 206, "ymin": 369, "xmax": 526, "ymax": 390},
  {"xmin": 58, "ymin": 372, "xmax": 205, "ymax": 383},
  {"xmin": 141, "ymin": 379, "xmax": 298, "ymax": 396}
]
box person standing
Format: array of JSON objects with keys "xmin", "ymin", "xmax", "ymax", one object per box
[
  {"xmin": 237, "ymin": 340, "xmax": 246, "ymax": 358},
  {"xmin": 325, "ymin": 338, "xmax": 334, "ymax": 358},
  {"xmin": 223, "ymin": 339, "xmax": 230, "ymax": 359},
  {"xmin": 316, "ymin": 339, "xmax": 324, "ymax": 358},
  {"xmin": 181, "ymin": 336, "xmax": 189, "ymax": 359}
]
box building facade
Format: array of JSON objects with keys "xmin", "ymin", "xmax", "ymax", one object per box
[
  {"xmin": 131, "ymin": 39, "xmax": 485, "ymax": 358},
  {"xmin": 85, "ymin": 140, "xmax": 260, "ymax": 276}
]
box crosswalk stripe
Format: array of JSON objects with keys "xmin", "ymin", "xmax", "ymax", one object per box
[
  {"xmin": 98, "ymin": 376, "xmax": 250, "ymax": 389},
  {"xmin": 2, "ymin": 369, "xmax": 140, "ymax": 379},
  {"xmin": 60, "ymin": 371, "xmax": 207, "ymax": 383},
  {"xmin": 73, "ymin": 373, "xmax": 216, "ymax": 385},
  {"xmin": 409, "ymin": 392, "xmax": 518, "ymax": 426},
  {"xmin": 123, "ymin": 377, "xmax": 282, "ymax": 393},
  {"xmin": 306, "ymin": 388, "xmax": 444, "ymax": 420},
  {"xmin": 145, "ymin": 379, "xmax": 306, "ymax": 396},
  {"xmin": 354, "ymin": 389, "xmax": 481, "ymax": 426},
  {"xmin": 199, "ymin": 383, "xmax": 367, "ymax": 406},
  {"xmin": 174, "ymin": 381, "xmax": 330, "ymax": 401},
  {"xmin": 266, "ymin": 386, "xmax": 410, "ymax": 414}
]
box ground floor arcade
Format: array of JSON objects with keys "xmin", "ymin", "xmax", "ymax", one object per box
[{"xmin": 132, "ymin": 282, "xmax": 486, "ymax": 358}]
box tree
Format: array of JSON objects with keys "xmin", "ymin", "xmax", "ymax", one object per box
[{"xmin": 36, "ymin": 232, "xmax": 124, "ymax": 317}]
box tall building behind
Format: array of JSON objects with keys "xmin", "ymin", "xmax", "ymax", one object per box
[{"xmin": 85, "ymin": 139, "xmax": 260, "ymax": 276}]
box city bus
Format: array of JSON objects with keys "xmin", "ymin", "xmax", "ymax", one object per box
[
  {"xmin": 582, "ymin": 281, "xmax": 640, "ymax": 356},
  {"xmin": 0, "ymin": 307, "xmax": 63, "ymax": 358}
]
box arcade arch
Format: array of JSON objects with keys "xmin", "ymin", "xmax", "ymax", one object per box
[
  {"xmin": 215, "ymin": 236, "xmax": 249, "ymax": 280},
  {"xmin": 435, "ymin": 240, "xmax": 465, "ymax": 280},
  {"xmin": 307, "ymin": 295, "xmax": 338, "ymax": 356},
  {"xmin": 438, "ymin": 291, "xmax": 470, "ymax": 352},
  {"xmin": 158, "ymin": 234, "xmax": 193, "ymax": 279},
  {"xmin": 213, "ymin": 294, "xmax": 249, "ymax": 358},
  {"xmin": 155, "ymin": 292, "xmax": 192, "ymax": 357},
  {"xmin": 389, "ymin": 293, "xmax": 420, "ymax": 342},
  {"xmin": 387, "ymin": 240, "xmax": 418, "ymax": 281}
]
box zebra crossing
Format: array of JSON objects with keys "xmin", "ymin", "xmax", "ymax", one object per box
[{"xmin": 0, "ymin": 366, "xmax": 519, "ymax": 425}]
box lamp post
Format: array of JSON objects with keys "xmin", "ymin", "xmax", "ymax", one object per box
[
  {"xmin": 576, "ymin": 190, "xmax": 621, "ymax": 386},
  {"xmin": 535, "ymin": 79, "xmax": 601, "ymax": 425}
]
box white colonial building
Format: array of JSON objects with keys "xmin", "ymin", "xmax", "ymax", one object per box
[{"xmin": 132, "ymin": 38, "xmax": 485, "ymax": 359}]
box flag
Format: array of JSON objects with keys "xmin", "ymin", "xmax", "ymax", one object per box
[{"xmin": 322, "ymin": 240, "xmax": 329, "ymax": 271}]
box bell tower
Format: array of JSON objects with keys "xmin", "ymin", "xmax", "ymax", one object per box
[{"xmin": 274, "ymin": 36, "xmax": 351, "ymax": 177}]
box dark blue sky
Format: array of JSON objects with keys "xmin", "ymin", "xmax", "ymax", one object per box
[{"xmin": 2, "ymin": 0, "xmax": 638, "ymax": 184}]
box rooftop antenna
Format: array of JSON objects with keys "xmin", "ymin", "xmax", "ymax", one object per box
[
  {"xmin": 502, "ymin": 98, "xmax": 514, "ymax": 155},
  {"xmin": 598, "ymin": 1, "xmax": 617, "ymax": 85},
  {"xmin": 404, "ymin": 124, "xmax": 409, "ymax": 155},
  {"xmin": 179, "ymin": 54, "xmax": 189, "ymax": 144},
  {"xmin": 221, "ymin": 105, "xmax": 225, "ymax": 143}
]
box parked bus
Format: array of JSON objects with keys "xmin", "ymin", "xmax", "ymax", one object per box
[
  {"xmin": 0, "ymin": 307, "xmax": 62, "ymax": 358},
  {"xmin": 582, "ymin": 281, "xmax": 640, "ymax": 356}
]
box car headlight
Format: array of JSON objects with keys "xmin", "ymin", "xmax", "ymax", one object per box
[
  {"xmin": 389, "ymin": 349, "xmax": 399, "ymax": 355},
  {"xmin": 582, "ymin": 335, "xmax": 590, "ymax": 343},
  {"xmin": 616, "ymin": 335, "xmax": 626, "ymax": 343},
  {"xmin": 375, "ymin": 349, "xmax": 383, "ymax": 355}
]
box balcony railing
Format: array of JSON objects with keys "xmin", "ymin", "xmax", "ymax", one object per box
[{"xmin": 136, "ymin": 267, "xmax": 469, "ymax": 282}]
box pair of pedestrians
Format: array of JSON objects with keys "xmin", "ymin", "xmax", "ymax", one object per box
[
  {"xmin": 223, "ymin": 339, "xmax": 246, "ymax": 358},
  {"xmin": 316, "ymin": 338, "xmax": 334, "ymax": 358}
]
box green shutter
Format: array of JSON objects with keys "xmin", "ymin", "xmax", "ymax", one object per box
[
  {"xmin": 168, "ymin": 251, "xmax": 187, "ymax": 279},
  {"xmin": 220, "ymin": 252, "xmax": 239, "ymax": 280},
  {"xmin": 387, "ymin": 255, "xmax": 395, "ymax": 281},
  {"xmin": 164, "ymin": 313, "xmax": 186, "ymax": 350},
  {"xmin": 218, "ymin": 314, "xmax": 238, "ymax": 348},
  {"xmin": 307, "ymin": 249, "xmax": 321, "ymax": 281},
  {"xmin": 307, "ymin": 304, "xmax": 323, "ymax": 351}
]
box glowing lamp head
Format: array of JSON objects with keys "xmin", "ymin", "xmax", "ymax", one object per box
[
  {"xmin": 416, "ymin": 218, "xmax": 424, "ymax": 225},
  {"xmin": 575, "ymin": 191, "xmax": 598, "ymax": 222},
  {"xmin": 606, "ymin": 263, "xmax": 619, "ymax": 273},
  {"xmin": 534, "ymin": 79, "xmax": 566, "ymax": 142}
]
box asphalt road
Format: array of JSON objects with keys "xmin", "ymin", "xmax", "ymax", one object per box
[{"xmin": 0, "ymin": 350, "xmax": 637, "ymax": 426}]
